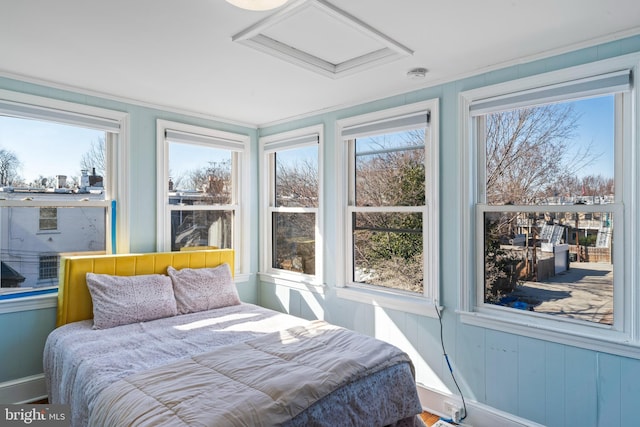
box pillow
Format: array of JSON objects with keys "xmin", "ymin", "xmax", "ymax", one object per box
[
  {"xmin": 167, "ymin": 263, "xmax": 240, "ymax": 314},
  {"xmin": 86, "ymin": 272, "xmax": 178, "ymax": 329}
]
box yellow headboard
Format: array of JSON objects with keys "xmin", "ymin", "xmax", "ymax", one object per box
[{"xmin": 56, "ymin": 249, "xmax": 235, "ymax": 327}]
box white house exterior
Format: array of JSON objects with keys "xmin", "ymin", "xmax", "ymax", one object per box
[{"xmin": 0, "ymin": 190, "xmax": 105, "ymax": 289}]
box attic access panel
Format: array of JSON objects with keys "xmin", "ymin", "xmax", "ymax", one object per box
[{"xmin": 232, "ymin": 0, "xmax": 413, "ymax": 78}]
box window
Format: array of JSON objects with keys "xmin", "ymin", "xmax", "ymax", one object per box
[
  {"xmin": 460, "ymin": 56, "xmax": 638, "ymax": 356},
  {"xmin": 260, "ymin": 125, "xmax": 322, "ymax": 283},
  {"xmin": 39, "ymin": 207, "xmax": 57, "ymax": 231},
  {"xmin": 336, "ymin": 100, "xmax": 440, "ymax": 316},
  {"xmin": 156, "ymin": 120, "xmax": 248, "ymax": 273},
  {"xmin": 0, "ymin": 90, "xmax": 128, "ymax": 297},
  {"xmin": 38, "ymin": 255, "xmax": 58, "ymax": 280}
]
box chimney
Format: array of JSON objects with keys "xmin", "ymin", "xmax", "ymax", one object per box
[
  {"xmin": 88, "ymin": 168, "xmax": 104, "ymax": 187},
  {"xmin": 80, "ymin": 170, "xmax": 90, "ymax": 188},
  {"xmin": 56, "ymin": 175, "xmax": 67, "ymax": 188}
]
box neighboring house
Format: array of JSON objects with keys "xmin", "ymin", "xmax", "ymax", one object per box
[
  {"xmin": 0, "ymin": 190, "xmax": 105, "ymax": 289},
  {"xmin": 168, "ymin": 191, "xmax": 232, "ymax": 251}
]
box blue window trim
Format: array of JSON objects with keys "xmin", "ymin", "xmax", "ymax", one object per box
[{"xmin": 0, "ymin": 288, "xmax": 57, "ymax": 301}]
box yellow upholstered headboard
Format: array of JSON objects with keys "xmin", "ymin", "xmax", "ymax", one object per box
[{"xmin": 56, "ymin": 249, "xmax": 235, "ymax": 327}]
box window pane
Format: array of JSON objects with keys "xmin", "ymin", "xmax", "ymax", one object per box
[
  {"xmin": 1, "ymin": 206, "xmax": 106, "ymax": 291},
  {"xmin": 275, "ymin": 145, "xmax": 318, "ymax": 208},
  {"xmin": 483, "ymin": 210, "xmax": 613, "ymax": 325},
  {"xmin": 482, "ymin": 96, "xmax": 614, "ymax": 206},
  {"xmin": 352, "ymin": 212, "xmax": 423, "ymax": 293},
  {"xmin": 355, "ymin": 129, "xmax": 425, "ymax": 207},
  {"xmin": 171, "ymin": 210, "xmax": 233, "ymax": 251},
  {"xmin": 0, "ymin": 115, "xmax": 108, "ymax": 199},
  {"xmin": 39, "ymin": 207, "xmax": 57, "ymax": 230},
  {"xmin": 272, "ymin": 212, "xmax": 315, "ymax": 275},
  {"xmin": 168, "ymin": 142, "xmax": 232, "ymax": 205}
]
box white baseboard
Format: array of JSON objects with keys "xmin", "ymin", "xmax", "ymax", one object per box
[
  {"xmin": 0, "ymin": 374, "xmax": 47, "ymax": 404},
  {"xmin": 417, "ymin": 384, "xmax": 546, "ymax": 427}
]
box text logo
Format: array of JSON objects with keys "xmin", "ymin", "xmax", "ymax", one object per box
[{"xmin": 0, "ymin": 405, "xmax": 70, "ymax": 426}]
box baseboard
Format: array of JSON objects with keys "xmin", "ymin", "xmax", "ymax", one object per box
[
  {"xmin": 0, "ymin": 374, "xmax": 47, "ymax": 404},
  {"xmin": 416, "ymin": 384, "xmax": 545, "ymax": 427}
]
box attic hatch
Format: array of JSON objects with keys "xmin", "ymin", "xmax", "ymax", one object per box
[{"xmin": 232, "ymin": 0, "xmax": 413, "ymax": 78}]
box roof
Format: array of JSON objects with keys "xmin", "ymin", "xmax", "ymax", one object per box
[{"xmin": 1, "ymin": 261, "xmax": 26, "ymax": 284}]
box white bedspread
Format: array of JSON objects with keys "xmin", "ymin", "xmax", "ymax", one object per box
[
  {"xmin": 88, "ymin": 320, "xmax": 414, "ymax": 427},
  {"xmin": 44, "ymin": 303, "xmax": 423, "ymax": 427},
  {"xmin": 44, "ymin": 304, "xmax": 309, "ymax": 426}
]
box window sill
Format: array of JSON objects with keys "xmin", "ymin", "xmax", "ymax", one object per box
[
  {"xmin": 459, "ymin": 309, "xmax": 640, "ymax": 360},
  {"xmin": 336, "ymin": 285, "xmax": 438, "ymax": 318},
  {"xmin": 258, "ymin": 272, "xmax": 326, "ymax": 295},
  {"xmin": 0, "ymin": 291, "xmax": 57, "ymax": 314}
]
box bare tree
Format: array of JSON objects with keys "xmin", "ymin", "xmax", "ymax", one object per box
[
  {"xmin": 0, "ymin": 148, "xmax": 21, "ymax": 186},
  {"xmin": 484, "ymin": 104, "xmax": 600, "ymax": 204},
  {"xmin": 182, "ymin": 160, "xmax": 232, "ymax": 204},
  {"xmin": 80, "ymin": 138, "xmax": 106, "ymax": 177},
  {"xmin": 483, "ymin": 104, "xmax": 610, "ymax": 302},
  {"xmin": 355, "ymin": 130, "xmax": 425, "ymax": 208},
  {"xmin": 579, "ymin": 174, "xmax": 614, "ymax": 196},
  {"xmin": 349, "ymin": 131, "xmax": 426, "ymax": 292},
  {"xmin": 275, "ymin": 157, "xmax": 318, "ymax": 207},
  {"xmin": 271, "ymin": 156, "xmax": 319, "ymax": 274}
]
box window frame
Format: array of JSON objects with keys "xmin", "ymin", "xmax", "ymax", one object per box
[
  {"xmin": 38, "ymin": 254, "xmax": 59, "ymax": 281},
  {"xmin": 335, "ymin": 99, "xmax": 440, "ymax": 317},
  {"xmin": 0, "ymin": 89, "xmax": 130, "ymax": 305},
  {"xmin": 258, "ymin": 124, "xmax": 324, "ymax": 289},
  {"xmin": 459, "ymin": 54, "xmax": 640, "ymax": 358},
  {"xmin": 156, "ymin": 120, "xmax": 249, "ymax": 277}
]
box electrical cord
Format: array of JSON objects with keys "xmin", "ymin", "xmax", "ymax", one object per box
[{"xmin": 435, "ymin": 303, "xmax": 468, "ymax": 423}]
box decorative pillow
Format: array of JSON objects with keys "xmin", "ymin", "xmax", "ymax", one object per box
[
  {"xmin": 167, "ymin": 263, "xmax": 240, "ymax": 314},
  {"xmin": 86, "ymin": 273, "xmax": 178, "ymax": 329}
]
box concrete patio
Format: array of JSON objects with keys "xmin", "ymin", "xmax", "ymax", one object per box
[{"xmin": 511, "ymin": 262, "xmax": 614, "ymax": 324}]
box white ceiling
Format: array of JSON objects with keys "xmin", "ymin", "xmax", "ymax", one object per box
[{"xmin": 1, "ymin": 0, "xmax": 639, "ymax": 127}]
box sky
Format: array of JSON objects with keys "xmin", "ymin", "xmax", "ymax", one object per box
[
  {"xmin": 0, "ymin": 95, "xmax": 615, "ymax": 186},
  {"xmin": 568, "ymin": 95, "xmax": 614, "ymax": 179},
  {"xmin": 168, "ymin": 142, "xmax": 231, "ymax": 183},
  {"xmin": 0, "ymin": 117, "xmax": 211, "ymax": 185},
  {"xmin": 0, "ymin": 116, "xmax": 103, "ymax": 184}
]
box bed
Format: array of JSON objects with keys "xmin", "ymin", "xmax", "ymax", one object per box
[{"xmin": 44, "ymin": 249, "xmax": 424, "ymax": 427}]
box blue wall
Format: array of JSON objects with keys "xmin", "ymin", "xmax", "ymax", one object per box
[{"xmin": 1, "ymin": 34, "xmax": 639, "ymax": 425}]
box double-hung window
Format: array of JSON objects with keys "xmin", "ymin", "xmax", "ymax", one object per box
[
  {"xmin": 259, "ymin": 125, "xmax": 322, "ymax": 284},
  {"xmin": 460, "ymin": 55, "xmax": 638, "ymax": 356},
  {"xmin": 156, "ymin": 120, "xmax": 248, "ymax": 273},
  {"xmin": 336, "ymin": 100, "xmax": 440, "ymax": 316},
  {"xmin": 0, "ymin": 90, "xmax": 128, "ymax": 297}
]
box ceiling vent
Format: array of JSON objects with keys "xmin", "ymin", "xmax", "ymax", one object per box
[{"xmin": 232, "ymin": 0, "xmax": 413, "ymax": 78}]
